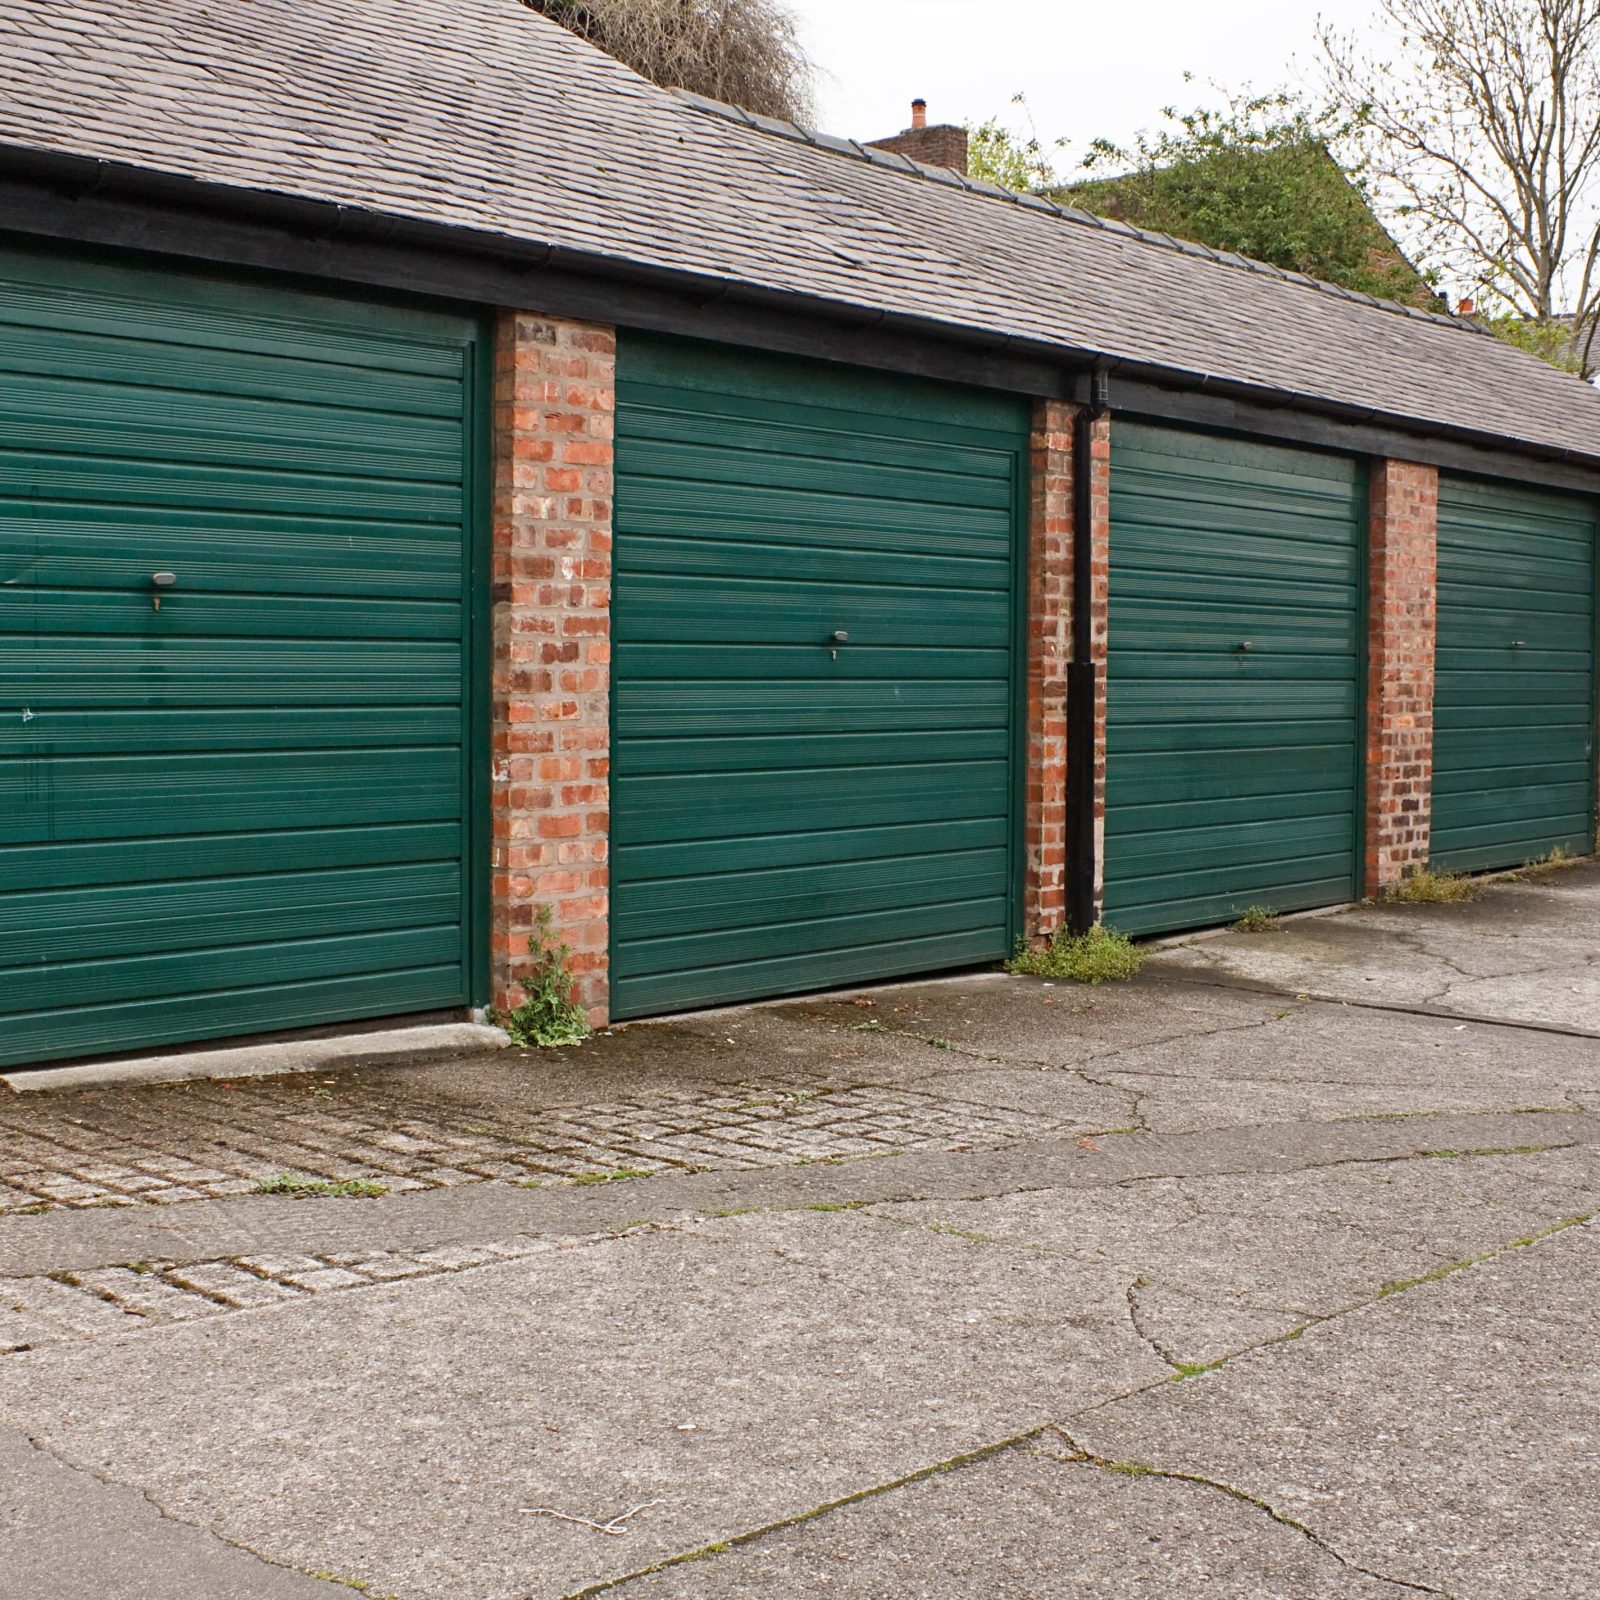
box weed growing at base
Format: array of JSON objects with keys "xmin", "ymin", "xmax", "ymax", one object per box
[
  {"xmin": 1388, "ymin": 868, "xmax": 1477, "ymax": 904},
  {"xmin": 1007, "ymin": 923, "xmax": 1143, "ymax": 984}
]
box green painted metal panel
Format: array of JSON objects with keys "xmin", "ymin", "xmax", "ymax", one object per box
[
  {"xmin": 1104, "ymin": 423, "xmax": 1364, "ymax": 934},
  {"xmin": 0, "ymin": 244, "xmax": 483, "ymax": 1068},
  {"xmin": 612, "ymin": 335, "xmax": 1028, "ymax": 1018},
  {"xmin": 1432, "ymin": 475, "xmax": 1597, "ymax": 872}
]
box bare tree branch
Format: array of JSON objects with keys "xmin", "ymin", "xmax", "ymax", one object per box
[{"xmin": 1320, "ymin": 0, "xmax": 1600, "ymax": 374}]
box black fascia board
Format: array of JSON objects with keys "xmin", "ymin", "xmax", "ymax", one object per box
[{"xmin": 2, "ymin": 142, "xmax": 1600, "ymax": 494}]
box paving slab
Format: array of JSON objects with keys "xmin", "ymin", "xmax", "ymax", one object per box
[
  {"xmin": 1150, "ymin": 862, "xmax": 1600, "ymax": 1035},
  {"xmin": 0, "ymin": 1211, "xmax": 1163, "ymax": 1600},
  {"xmin": 776, "ymin": 972, "xmax": 1288, "ymax": 1067},
  {"xmin": 0, "ymin": 1428, "xmax": 346, "ymax": 1599},
  {"xmin": 1090, "ymin": 996, "xmax": 1600, "ymax": 1133},
  {"xmin": 1070, "ymin": 1219, "xmax": 1600, "ymax": 1599},
  {"xmin": 872, "ymin": 1140, "xmax": 1600, "ymax": 1361},
  {"xmin": 606, "ymin": 1441, "xmax": 1418, "ymax": 1598}
]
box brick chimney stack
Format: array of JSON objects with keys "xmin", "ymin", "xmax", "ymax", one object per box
[{"xmin": 867, "ymin": 98, "xmax": 969, "ymax": 176}]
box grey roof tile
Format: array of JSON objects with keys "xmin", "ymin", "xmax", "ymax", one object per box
[{"xmin": 0, "ymin": 0, "xmax": 1596, "ymax": 462}]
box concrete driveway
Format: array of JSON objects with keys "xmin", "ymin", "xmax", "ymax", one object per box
[{"xmin": 3, "ymin": 862, "xmax": 1599, "ymax": 1598}]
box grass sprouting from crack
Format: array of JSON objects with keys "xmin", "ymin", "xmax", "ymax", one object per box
[
  {"xmin": 255, "ymin": 1175, "xmax": 388, "ymax": 1199},
  {"xmin": 1379, "ymin": 1209, "xmax": 1597, "ymax": 1298}
]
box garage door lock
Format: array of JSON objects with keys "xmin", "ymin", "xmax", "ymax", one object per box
[{"xmin": 827, "ymin": 629, "xmax": 849, "ymax": 660}]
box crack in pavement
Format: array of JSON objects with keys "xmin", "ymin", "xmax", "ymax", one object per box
[
  {"xmin": 1046, "ymin": 1425, "xmax": 1456, "ymax": 1597},
  {"xmin": 14, "ymin": 1429, "xmax": 373, "ymax": 1596},
  {"xmin": 1060, "ymin": 1208, "xmax": 1600, "ymax": 1425},
  {"xmin": 1152, "ymin": 970, "xmax": 1600, "ymax": 1042},
  {"xmin": 4, "ymin": 1112, "xmax": 1592, "ymax": 1281},
  {"xmin": 547, "ymin": 1425, "xmax": 1057, "ymax": 1599},
  {"xmin": 1123, "ymin": 1279, "xmax": 1185, "ymax": 1371}
]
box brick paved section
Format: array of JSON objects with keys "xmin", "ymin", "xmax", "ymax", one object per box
[
  {"xmin": 0, "ymin": 1075, "xmax": 1074, "ymax": 1218},
  {"xmin": 1366, "ymin": 458, "xmax": 1439, "ymax": 897},
  {"xmin": 0, "ymin": 1233, "xmax": 582, "ymax": 1354},
  {"xmin": 491, "ymin": 310, "xmax": 616, "ymax": 1023}
]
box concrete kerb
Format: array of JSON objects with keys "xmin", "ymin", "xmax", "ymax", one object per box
[{"xmin": 0, "ymin": 1023, "xmax": 511, "ymax": 1096}]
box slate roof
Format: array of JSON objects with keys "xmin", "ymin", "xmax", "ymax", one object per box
[{"xmin": 1, "ymin": 0, "xmax": 1598, "ymax": 464}]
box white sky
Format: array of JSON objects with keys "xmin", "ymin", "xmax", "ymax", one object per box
[{"xmin": 792, "ymin": 0, "xmax": 1384, "ymax": 165}]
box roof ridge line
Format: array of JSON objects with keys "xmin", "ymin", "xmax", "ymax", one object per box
[{"xmin": 671, "ymin": 88, "xmax": 1490, "ymax": 341}]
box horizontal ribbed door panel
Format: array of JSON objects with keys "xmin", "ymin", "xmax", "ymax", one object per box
[
  {"xmin": 1104, "ymin": 423, "xmax": 1363, "ymax": 934},
  {"xmin": 1432, "ymin": 475, "xmax": 1596, "ymax": 872},
  {"xmin": 612, "ymin": 336, "xmax": 1026, "ymax": 1018},
  {"xmin": 0, "ymin": 247, "xmax": 480, "ymax": 1067}
]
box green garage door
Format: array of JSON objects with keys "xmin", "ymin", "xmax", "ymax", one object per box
[
  {"xmin": 0, "ymin": 248, "xmax": 482, "ymax": 1068},
  {"xmin": 1432, "ymin": 475, "xmax": 1596, "ymax": 872},
  {"xmin": 1104, "ymin": 423, "xmax": 1364, "ymax": 934},
  {"xmin": 611, "ymin": 336, "xmax": 1027, "ymax": 1018}
]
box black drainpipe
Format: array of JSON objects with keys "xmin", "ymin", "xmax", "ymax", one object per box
[{"xmin": 1065, "ymin": 366, "xmax": 1112, "ymax": 934}]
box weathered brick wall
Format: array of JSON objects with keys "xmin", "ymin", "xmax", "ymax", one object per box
[
  {"xmin": 1365, "ymin": 458, "xmax": 1439, "ymax": 896},
  {"xmin": 1083, "ymin": 412, "xmax": 1111, "ymax": 921},
  {"xmin": 490, "ymin": 311, "xmax": 615, "ymax": 1023},
  {"xmin": 1024, "ymin": 399, "xmax": 1074, "ymax": 939},
  {"xmin": 1024, "ymin": 403, "xmax": 1111, "ymax": 939}
]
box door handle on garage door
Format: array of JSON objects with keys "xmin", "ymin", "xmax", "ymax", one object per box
[{"xmin": 828, "ymin": 629, "xmax": 849, "ymax": 660}]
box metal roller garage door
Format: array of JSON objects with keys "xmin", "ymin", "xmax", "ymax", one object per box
[
  {"xmin": 1432, "ymin": 475, "xmax": 1597, "ymax": 872},
  {"xmin": 611, "ymin": 336, "xmax": 1027, "ymax": 1018},
  {"xmin": 1103, "ymin": 423, "xmax": 1364, "ymax": 934},
  {"xmin": 0, "ymin": 248, "xmax": 484, "ymax": 1068}
]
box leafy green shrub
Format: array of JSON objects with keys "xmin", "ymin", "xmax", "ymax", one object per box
[
  {"xmin": 1006, "ymin": 922, "xmax": 1143, "ymax": 984},
  {"xmin": 498, "ymin": 906, "xmax": 592, "ymax": 1048},
  {"xmin": 1387, "ymin": 868, "xmax": 1478, "ymax": 904}
]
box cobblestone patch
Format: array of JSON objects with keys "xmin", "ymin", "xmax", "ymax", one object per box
[
  {"xmin": 0, "ymin": 1078, "xmax": 1069, "ymax": 1216},
  {"xmin": 0, "ymin": 1231, "xmax": 588, "ymax": 1354}
]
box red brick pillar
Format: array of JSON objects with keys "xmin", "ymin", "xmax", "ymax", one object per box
[
  {"xmin": 1365, "ymin": 458, "xmax": 1439, "ymax": 897},
  {"xmin": 1083, "ymin": 411, "xmax": 1111, "ymax": 922},
  {"xmin": 490, "ymin": 311, "xmax": 616, "ymax": 1023},
  {"xmin": 1024, "ymin": 399, "xmax": 1074, "ymax": 940},
  {"xmin": 1024, "ymin": 402, "xmax": 1111, "ymax": 940}
]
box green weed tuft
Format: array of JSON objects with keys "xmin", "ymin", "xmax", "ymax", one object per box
[
  {"xmin": 1236, "ymin": 905, "xmax": 1281, "ymax": 932},
  {"xmin": 1007, "ymin": 922, "xmax": 1143, "ymax": 984},
  {"xmin": 495, "ymin": 906, "xmax": 591, "ymax": 1048},
  {"xmin": 1519, "ymin": 844, "xmax": 1580, "ymax": 876},
  {"xmin": 1387, "ymin": 868, "xmax": 1478, "ymax": 904},
  {"xmin": 255, "ymin": 1175, "xmax": 388, "ymax": 1199}
]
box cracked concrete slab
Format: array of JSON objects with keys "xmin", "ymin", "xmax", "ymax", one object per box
[
  {"xmin": 0, "ymin": 1212, "xmax": 1164, "ymax": 1600},
  {"xmin": 0, "ymin": 1428, "xmax": 347, "ymax": 1599},
  {"xmin": 870, "ymin": 1142, "xmax": 1600, "ymax": 1364},
  {"xmin": 1069, "ymin": 1219, "xmax": 1600, "ymax": 1599},
  {"xmin": 1085, "ymin": 998, "xmax": 1600, "ymax": 1133},
  {"xmin": 602, "ymin": 1440, "xmax": 1417, "ymax": 1598},
  {"xmin": 777, "ymin": 973, "xmax": 1289, "ymax": 1068},
  {"xmin": 1149, "ymin": 862, "xmax": 1600, "ymax": 1035}
]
